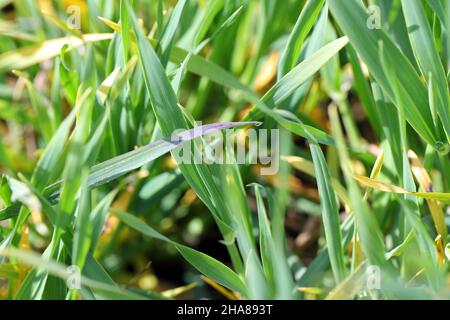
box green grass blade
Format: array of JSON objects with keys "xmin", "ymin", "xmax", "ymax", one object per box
[
  {"xmin": 401, "ymin": 0, "xmax": 450, "ymax": 142},
  {"xmin": 329, "ymin": 105, "xmax": 387, "ymax": 269},
  {"xmin": 278, "ymin": 0, "xmax": 325, "ymax": 77},
  {"xmin": 328, "ymin": 0, "xmax": 443, "ymax": 150},
  {"xmin": 308, "ymin": 139, "xmax": 346, "ymax": 283}
]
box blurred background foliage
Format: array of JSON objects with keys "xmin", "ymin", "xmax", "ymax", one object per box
[{"xmin": 0, "ymin": 0, "xmax": 449, "ymax": 300}]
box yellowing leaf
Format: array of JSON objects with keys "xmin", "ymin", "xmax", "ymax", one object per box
[
  {"xmin": 161, "ymin": 282, "xmax": 197, "ymax": 298},
  {"xmin": 201, "ymin": 276, "xmax": 238, "ymax": 300},
  {"xmin": 435, "ymin": 235, "xmax": 445, "ymax": 267},
  {"xmin": 408, "ymin": 150, "xmax": 447, "ymax": 242},
  {"xmin": 98, "ymin": 16, "xmax": 121, "ymax": 32},
  {"xmin": 0, "ymin": 33, "xmax": 113, "ymax": 72},
  {"xmin": 354, "ymin": 175, "xmax": 450, "ymax": 204},
  {"xmin": 354, "ymin": 175, "xmax": 408, "ymax": 194}
]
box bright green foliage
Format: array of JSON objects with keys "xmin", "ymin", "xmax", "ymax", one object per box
[{"xmin": 0, "ymin": 0, "xmax": 449, "ymax": 300}]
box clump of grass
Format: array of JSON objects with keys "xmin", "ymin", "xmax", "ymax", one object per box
[{"xmin": 0, "ymin": 0, "xmax": 449, "ymax": 300}]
